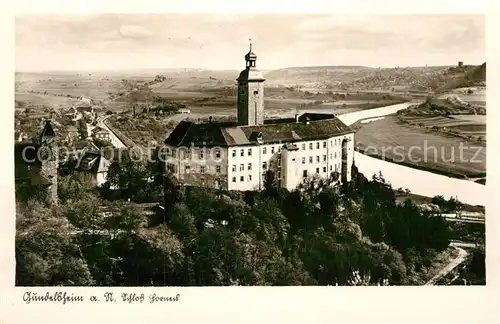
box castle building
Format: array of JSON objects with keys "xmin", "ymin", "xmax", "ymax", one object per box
[{"xmin": 163, "ymin": 43, "xmax": 355, "ymax": 191}]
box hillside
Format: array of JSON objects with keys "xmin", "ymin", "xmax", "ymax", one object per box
[
  {"xmin": 436, "ymin": 63, "xmax": 486, "ymax": 92},
  {"xmin": 264, "ymin": 65, "xmax": 485, "ymax": 93}
]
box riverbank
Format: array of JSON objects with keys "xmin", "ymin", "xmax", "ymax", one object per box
[
  {"xmin": 354, "ymin": 115, "xmax": 486, "ymax": 180},
  {"xmin": 355, "ymin": 146, "xmax": 486, "ymax": 180}
]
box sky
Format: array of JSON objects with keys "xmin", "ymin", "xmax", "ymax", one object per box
[{"xmin": 15, "ymin": 14, "xmax": 485, "ymax": 71}]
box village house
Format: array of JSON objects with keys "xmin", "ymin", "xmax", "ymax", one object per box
[
  {"xmin": 163, "ymin": 43, "xmax": 355, "ymax": 191},
  {"xmin": 92, "ymin": 126, "xmax": 111, "ymax": 142},
  {"xmin": 65, "ymin": 125, "xmax": 79, "ymax": 143},
  {"xmin": 77, "ymin": 106, "xmax": 97, "ymax": 121},
  {"xmin": 64, "ymin": 106, "xmax": 83, "ymax": 121},
  {"xmin": 75, "ymin": 151, "xmax": 111, "ymax": 187}
]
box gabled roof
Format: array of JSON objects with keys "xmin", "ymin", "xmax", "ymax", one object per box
[
  {"xmin": 92, "ymin": 126, "xmax": 108, "ymax": 134},
  {"xmin": 76, "ymin": 152, "xmax": 110, "ymax": 173},
  {"xmin": 164, "ymin": 113, "xmax": 354, "ymax": 148},
  {"xmin": 39, "ymin": 120, "xmax": 55, "ymax": 141}
]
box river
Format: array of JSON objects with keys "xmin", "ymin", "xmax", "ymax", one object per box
[
  {"xmin": 102, "ymin": 102, "xmax": 486, "ymax": 206},
  {"xmin": 337, "ymin": 102, "xmax": 486, "ymax": 206}
]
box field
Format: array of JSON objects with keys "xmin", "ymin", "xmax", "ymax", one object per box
[{"xmin": 355, "ymin": 115, "xmax": 486, "ymax": 178}]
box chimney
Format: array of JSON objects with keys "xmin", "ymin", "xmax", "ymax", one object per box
[{"xmin": 295, "ymin": 114, "xmax": 299, "ymax": 123}]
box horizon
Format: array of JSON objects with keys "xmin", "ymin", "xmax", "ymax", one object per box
[
  {"xmin": 16, "ymin": 14, "xmax": 485, "ymax": 72},
  {"xmin": 15, "ymin": 63, "xmax": 485, "ymax": 75}
]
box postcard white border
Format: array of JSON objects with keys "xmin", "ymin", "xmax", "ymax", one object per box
[{"xmin": 2, "ymin": 1, "xmax": 499, "ymax": 323}]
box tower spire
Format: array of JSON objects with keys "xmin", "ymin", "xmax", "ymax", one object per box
[{"xmin": 249, "ymin": 38, "xmax": 252, "ymax": 52}]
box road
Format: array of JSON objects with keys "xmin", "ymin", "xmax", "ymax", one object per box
[
  {"xmin": 97, "ymin": 115, "xmax": 126, "ymax": 149},
  {"xmin": 424, "ymin": 244, "xmax": 469, "ymax": 286}
]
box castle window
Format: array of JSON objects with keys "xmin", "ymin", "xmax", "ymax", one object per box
[
  {"xmin": 240, "ymin": 176, "xmax": 244, "ymax": 182},
  {"xmin": 334, "ymin": 152, "xmax": 337, "ymax": 159},
  {"xmin": 323, "ymin": 155, "xmax": 327, "ymax": 162},
  {"xmin": 216, "ymin": 165, "xmax": 221, "ymax": 173},
  {"xmin": 323, "ymin": 167, "xmax": 326, "ymax": 173},
  {"xmin": 248, "ymin": 175, "xmax": 252, "ymax": 181},
  {"xmin": 199, "ymin": 151, "xmax": 204, "ymax": 159},
  {"xmin": 270, "ymin": 161, "xmax": 274, "ymax": 169},
  {"xmin": 232, "ymin": 150, "xmax": 236, "ymax": 157},
  {"xmin": 263, "ymin": 147, "xmax": 267, "ymax": 154},
  {"xmin": 330, "ymin": 165, "xmax": 332, "ymax": 171},
  {"xmin": 331, "ymin": 140, "xmax": 333, "ymax": 147},
  {"xmin": 248, "ymin": 163, "xmax": 252, "ymax": 170},
  {"xmin": 323, "ymin": 141, "xmax": 327, "ymax": 148},
  {"xmin": 303, "ymin": 170, "xmax": 308, "ymax": 178},
  {"xmin": 263, "ymin": 162, "xmax": 267, "ymax": 170},
  {"xmin": 302, "ymin": 157, "xmax": 306, "ymax": 164},
  {"xmin": 200, "ymin": 166, "xmax": 206, "ymax": 173},
  {"xmin": 232, "ymin": 177, "xmax": 236, "ymax": 183},
  {"xmin": 240, "ymin": 149, "xmax": 244, "ymax": 157},
  {"xmin": 215, "ymin": 150, "xmax": 221, "ymax": 158},
  {"xmin": 248, "ymin": 148, "xmax": 252, "ymax": 156},
  {"xmin": 309, "ymin": 157, "xmax": 313, "ymax": 163},
  {"xmin": 301, "ymin": 144, "xmax": 305, "ymax": 150},
  {"xmin": 271, "ymin": 147, "xmax": 275, "ymax": 154},
  {"xmin": 215, "ymin": 179, "xmax": 220, "ymax": 188},
  {"xmin": 232, "ymin": 165, "xmax": 236, "ymax": 172},
  {"xmin": 277, "ymin": 171, "xmax": 281, "ymax": 179},
  {"xmin": 316, "ymin": 142, "xmax": 320, "ymax": 149},
  {"xmin": 316, "ymin": 168, "xmax": 319, "ymax": 174},
  {"xmin": 253, "ymin": 90, "xmax": 258, "ymax": 95},
  {"xmin": 240, "ymin": 164, "xmax": 244, "ymax": 171},
  {"xmin": 316, "ymin": 156, "xmax": 320, "ymax": 163},
  {"xmin": 185, "ymin": 165, "xmax": 191, "ymax": 173}
]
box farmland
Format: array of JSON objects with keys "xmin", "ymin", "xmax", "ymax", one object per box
[{"xmin": 355, "ymin": 115, "xmax": 486, "ymax": 178}]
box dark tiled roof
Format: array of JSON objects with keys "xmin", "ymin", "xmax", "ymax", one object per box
[
  {"xmin": 164, "ymin": 120, "xmax": 236, "ymax": 147},
  {"xmin": 76, "ymin": 152, "xmax": 110, "ymax": 173},
  {"xmin": 92, "ymin": 126, "xmax": 108, "ymax": 134},
  {"xmin": 164, "ymin": 113, "xmax": 353, "ymax": 148},
  {"xmin": 283, "ymin": 143, "xmax": 299, "ymax": 151},
  {"xmin": 77, "ymin": 106, "xmax": 93, "ymax": 112}
]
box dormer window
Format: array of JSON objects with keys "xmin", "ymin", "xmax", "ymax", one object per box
[{"xmin": 256, "ymin": 132, "xmax": 263, "ymax": 144}]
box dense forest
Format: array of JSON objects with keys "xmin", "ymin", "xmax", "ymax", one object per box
[{"xmin": 15, "ymin": 150, "xmax": 484, "ymax": 286}]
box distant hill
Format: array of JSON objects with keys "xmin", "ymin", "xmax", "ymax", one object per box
[
  {"xmin": 436, "ymin": 63, "xmax": 486, "ymax": 92},
  {"xmin": 263, "ymin": 64, "xmax": 486, "ymax": 93}
]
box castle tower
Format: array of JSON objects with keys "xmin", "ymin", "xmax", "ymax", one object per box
[
  {"xmin": 237, "ymin": 40, "xmax": 265, "ymax": 126},
  {"xmin": 39, "ymin": 120, "xmax": 58, "ymax": 205}
]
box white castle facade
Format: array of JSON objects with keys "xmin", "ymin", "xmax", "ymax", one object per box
[{"xmin": 164, "ymin": 44, "xmax": 355, "ymax": 191}]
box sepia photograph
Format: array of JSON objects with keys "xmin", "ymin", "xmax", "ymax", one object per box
[{"xmin": 14, "ymin": 13, "xmax": 486, "ymax": 287}]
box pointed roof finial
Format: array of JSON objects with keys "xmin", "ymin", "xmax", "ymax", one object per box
[{"xmin": 249, "ymin": 38, "xmax": 252, "ymax": 52}]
